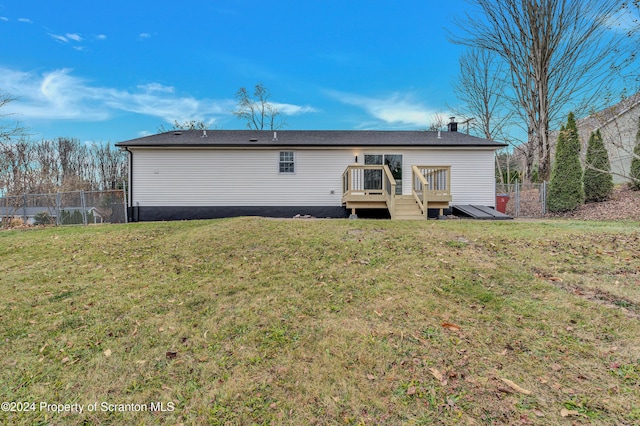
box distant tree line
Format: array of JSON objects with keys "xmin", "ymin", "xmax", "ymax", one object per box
[
  {"xmin": 0, "ymin": 94, "xmax": 127, "ymax": 197},
  {"xmin": 0, "ymin": 136, "xmax": 127, "ymax": 196}
]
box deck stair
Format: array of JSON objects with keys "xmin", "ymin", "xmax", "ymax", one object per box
[{"xmin": 391, "ymin": 196, "xmax": 424, "ymax": 220}]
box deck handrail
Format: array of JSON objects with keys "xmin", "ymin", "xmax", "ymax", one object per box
[
  {"xmin": 382, "ymin": 165, "xmax": 396, "ymax": 217},
  {"xmin": 411, "ymin": 166, "xmax": 429, "ymax": 216},
  {"xmin": 412, "ymin": 165, "xmax": 452, "ymax": 216}
]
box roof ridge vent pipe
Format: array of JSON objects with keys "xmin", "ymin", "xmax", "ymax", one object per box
[
  {"xmin": 202, "ymin": 130, "xmax": 207, "ymax": 138},
  {"xmin": 437, "ymin": 130, "xmax": 442, "ymax": 139},
  {"xmin": 273, "ymin": 131, "xmax": 278, "ymax": 141}
]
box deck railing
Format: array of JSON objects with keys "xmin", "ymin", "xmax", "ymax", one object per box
[
  {"xmin": 411, "ymin": 165, "xmax": 452, "ymax": 215},
  {"xmin": 342, "ymin": 164, "xmax": 396, "ymax": 209},
  {"xmin": 382, "ymin": 165, "xmax": 396, "ymax": 215}
]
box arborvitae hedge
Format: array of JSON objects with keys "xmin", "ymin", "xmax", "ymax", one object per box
[
  {"xmin": 548, "ymin": 112, "xmax": 584, "ymax": 212},
  {"xmin": 584, "ymin": 129, "xmax": 614, "ymax": 202}
]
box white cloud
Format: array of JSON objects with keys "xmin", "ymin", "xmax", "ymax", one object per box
[
  {"xmin": 17, "ymin": 18, "xmax": 32, "ymax": 24},
  {"xmin": 66, "ymin": 33, "xmax": 82, "ymax": 42},
  {"xmin": 96, "ymin": 34, "xmax": 107, "ymax": 40},
  {"xmin": 0, "ymin": 68, "xmax": 108, "ymax": 120},
  {"xmin": 0, "ymin": 67, "xmax": 234, "ymax": 123},
  {"xmin": 272, "ymin": 102, "xmax": 317, "ymax": 116},
  {"xmin": 0, "ymin": 17, "xmax": 8, "ymax": 22},
  {"xmin": 138, "ymin": 33, "xmax": 151, "ymax": 40},
  {"xmin": 49, "ymin": 32, "xmax": 84, "ymax": 45},
  {"xmin": 0, "ymin": 67, "xmax": 318, "ymax": 127},
  {"xmin": 326, "ymin": 90, "xmax": 439, "ymax": 128},
  {"xmin": 137, "ymin": 83, "xmax": 175, "ymax": 94},
  {"xmin": 49, "ymin": 33, "xmax": 68, "ymax": 43}
]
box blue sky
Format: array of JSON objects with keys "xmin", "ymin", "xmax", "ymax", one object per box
[
  {"xmin": 0, "ymin": 0, "xmax": 472, "ymax": 143},
  {"xmin": 0, "ymin": 1, "xmax": 636, "ymax": 144}
]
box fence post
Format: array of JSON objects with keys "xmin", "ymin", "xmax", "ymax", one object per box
[
  {"xmin": 542, "ymin": 181, "xmax": 547, "ymax": 216},
  {"xmin": 56, "ymin": 192, "xmax": 61, "ymax": 226},
  {"xmin": 80, "ymin": 190, "xmax": 87, "ymax": 226},
  {"xmin": 122, "ymin": 180, "xmax": 128, "ymax": 224},
  {"xmin": 22, "ymin": 193, "xmax": 28, "ymax": 224},
  {"xmin": 512, "ymin": 181, "xmax": 516, "ymax": 217}
]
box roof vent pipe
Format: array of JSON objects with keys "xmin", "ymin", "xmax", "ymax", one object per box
[
  {"xmin": 202, "ymin": 130, "xmax": 207, "ymax": 138},
  {"xmin": 437, "ymin": 130, "xmax": 441, "ymax": 139},
  {"xmin": 273, "ymin": 131, "xmax": 278, "ymax": 141}
]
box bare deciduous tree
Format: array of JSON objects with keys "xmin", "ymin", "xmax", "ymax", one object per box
[
  {"xmin": 427, "ymin": 113, "xmax": 447, "ymax": 131},
  {"xmin": 234, "ymin": 83, "xmax": 286, "ymax": 130},
  {"xmin": 451, "ymin": 48, "xmax": 518, "ymax": 183},
  {"xmin": 451, "ymin": 0, "xmax": 624, "ymax": 181},
  {"xmin": 0, "ymin": 93, "xmax": 28, "ymax": 195},
  {"xmin": 157, "ymin": 120, "xmax": 208, "ymax": 133},
  {"xmin": 92, "ymin": 143, "xmax": 127, "ymax": 190},
  {"xmin": 1, "ymin": 138, "xmax": 127, "ymax": 196},
  {"xmin": 0, "ymin": 93, "xmax": 25, "ymax": 143},
  {"xmin": 452, "ymin": 49, "xmax": 513, "ymax": 141}
]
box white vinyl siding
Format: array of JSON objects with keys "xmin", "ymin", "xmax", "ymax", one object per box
[
  {"xmin": 399, "ymin": 149, "xmax": 496, "ymax": 205},
  {"xmin": 130, "ymin": 147, "xmax": 497, "ymax": 207},
  {"xmin": 132, "ymin": 148, "xmax": 349, "ymax": 207}
]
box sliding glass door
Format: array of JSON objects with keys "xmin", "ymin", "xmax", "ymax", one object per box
[{"xmin": 364, "ymin": 154, "xmax": 402, "ymax": 195}]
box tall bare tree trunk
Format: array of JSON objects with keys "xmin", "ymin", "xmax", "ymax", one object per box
[{"xmin": 451, "ymin": 0, "xmax": 625, "ymax": 182}]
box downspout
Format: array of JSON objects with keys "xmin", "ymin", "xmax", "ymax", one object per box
[{"xmin": 124, "ymin": 147, "xmax": 135, "ymax": 222}]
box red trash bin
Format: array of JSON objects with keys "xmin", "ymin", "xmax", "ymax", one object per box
[{"xmin": 496, "ymin": 194, "xmax": 510, "ymax": 214}]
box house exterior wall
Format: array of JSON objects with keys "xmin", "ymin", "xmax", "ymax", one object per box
[
  {"xmin": 574, "ymin": 94, "xmax": 640, "ymax": 185},
  {"xmin": 131, "ymin": 148, "xmax": 349, "ymax": 207},
  {"xmin": 128, "ymin": 146, "xmax": 498, "ymax": 219},
  {"xmin": 395, "ymin": 148, "xmax": 496, "ymax": 205},
  {"xmin": 579, "ymin": 108, "xmax": 640, "ymax": 184}
]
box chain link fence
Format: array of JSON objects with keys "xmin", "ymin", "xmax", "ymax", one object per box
[
  {"xmin": 496, "ymin": 181, "xmax": 548, "ymax": 218},
  {"xmin": 0, "ymin": 190, "xmax": 126, "ymax": 227}
]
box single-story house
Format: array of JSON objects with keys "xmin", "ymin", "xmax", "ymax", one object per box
[
  {"xmin": 115, "ymin": 124, "xmax": 507, "ymax": 221},
  {"xmin": 0, "ymin": 206, "xmax": 55, "ymax": 225}
]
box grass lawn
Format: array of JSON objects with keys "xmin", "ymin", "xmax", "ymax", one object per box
[{"xmin": 1, "ymin": 217, "xmax": 639, "ymax": 425}]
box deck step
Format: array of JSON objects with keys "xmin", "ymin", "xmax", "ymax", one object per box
[{"xmin": 391, "ymin": 196, "xmax": 424, "ymax": 220}]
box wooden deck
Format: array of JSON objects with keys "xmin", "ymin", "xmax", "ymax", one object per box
[{"xmin": 342, "ymin": 165, "xmax": 452, "ymax": 220}]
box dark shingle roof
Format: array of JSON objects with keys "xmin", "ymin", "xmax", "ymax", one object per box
[{"xmin": 116, "ymin": 130, "xmax": 506, "ymax": 148}]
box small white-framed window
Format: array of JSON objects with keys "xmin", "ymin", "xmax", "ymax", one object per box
[{"xmin": 279, "ymin": 151, "xmax": 295, "ymax": 173}]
